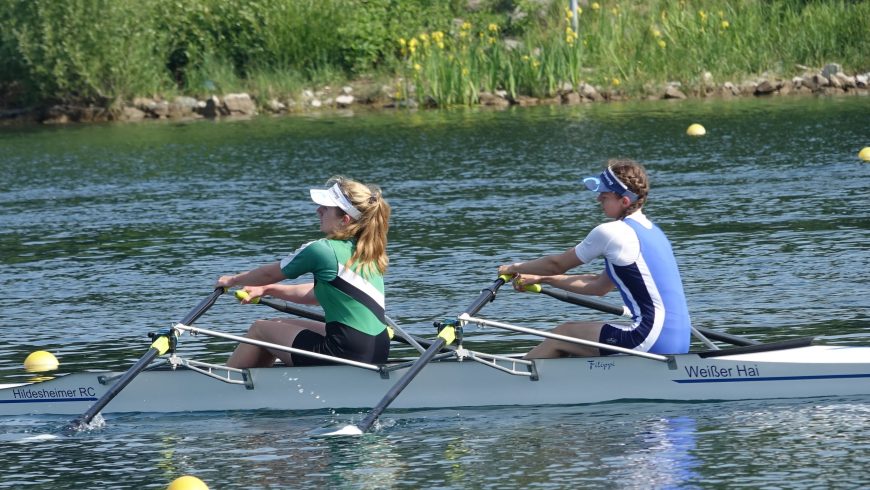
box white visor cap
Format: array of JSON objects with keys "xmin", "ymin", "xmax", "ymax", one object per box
[{"xmin": 309, "ymin": 182, "xmax": 362, "ymax": 220}]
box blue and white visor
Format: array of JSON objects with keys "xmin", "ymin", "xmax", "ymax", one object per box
[
  {"xmin": 310, "ymin": 183, "xmax": 362, "ymax": 220},
  {"xmin": 582, "ymin": 167, "xmax": 638, "ymax": 203}
]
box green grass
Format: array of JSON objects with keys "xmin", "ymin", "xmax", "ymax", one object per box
[{"xmin": 0, "ymin": 0, "xmax": 867, "ymax": 109}]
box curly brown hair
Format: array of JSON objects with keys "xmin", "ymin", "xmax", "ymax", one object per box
[{"xmin": 607, "ymin": 159, "xmax": 649, "ymax": 218}]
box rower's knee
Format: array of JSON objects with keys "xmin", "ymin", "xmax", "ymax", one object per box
[{"xmin": 247, "ymin": 320, "xmax": 271, "ymax": 338}]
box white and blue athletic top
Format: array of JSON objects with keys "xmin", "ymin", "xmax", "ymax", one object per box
[{"xmin": 574, "ymin": 211, "xmax": 691, "ymax": 354}]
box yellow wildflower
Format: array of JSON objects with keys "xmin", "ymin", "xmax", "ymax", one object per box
[
  {"xmin": 532, "ymin": 60, "xmax": 540, "ymax": 68},
  {"xmin": 612, "ymin": 78, "xmax": 621, "ymax": 86},
  {"xmin": 658, "ymin": 39, "xmax": 666, "ymax": 49},
  {"xmin": 432, "ymin": 31, "xmax": 444, "ymax": 44},
  {"xmin": 698, "ymin": 10, "xmax": 708, "ymax": 22},
  {"xmin": 461, "ymin": 67, "xmax": 469, "ymax": 76},
  {"xmin": 408, "ymin": 38, "xmax": 418, "ymax": 54},
  {"xmin": 399, "ymin": 38, "xmax": 406, "ymax": 46},
  {"xmin": 488, "ymin": 23, "xmax": 499, "ymax": 33},
  {"xmin": 592, "ymin": 2, "xmax": 600, "ymax": 11},
  {"xmin": 565, "ymin": 7, "xmax": 573, "ymax": 19},
  {"xmin": 611, "ymin": 7, "xmax": 618, "ymax": 16},
  {"xmin": 461, "ymin": 21, "xmax": 471, "ymax": 31},
  {"xmin": 414, "ymin": 63, "xmax": 422, "ymax": 72},
  {"xmin": 721, "ymin": 20, "xmax": 730, "ymax": 30},
  {"xmin": 651, "ymin": 27, "xmax": 662, "ymax": 38}
]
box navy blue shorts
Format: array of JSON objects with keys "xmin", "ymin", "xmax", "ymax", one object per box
[
  {"xmin": 291, "ymin": 321, "xmax": 389, "ymax": 366},
  {"xmin": 597, "ymin": 322, "xmax": 649, "ymax": 356}
]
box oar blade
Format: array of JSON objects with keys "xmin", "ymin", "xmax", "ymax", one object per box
[{"xmin": 308, "ymin": 424, "xmax": 365, "ymax": 437}]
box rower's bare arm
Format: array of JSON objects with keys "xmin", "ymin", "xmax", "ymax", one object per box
[
  {"xmin": 544, "ymin": 273, "xmax": 615, "ymax": 297},
  {"xmin": 216, "ymin": 262, "xmax": 285, "ymax": 288},
  {"xmin": 500, "ymin": 248, "xmax": 583, "ymax": 276},
  {"xmin": 262, "ymin": 283, "xmax": 318, "ymax": 305}
]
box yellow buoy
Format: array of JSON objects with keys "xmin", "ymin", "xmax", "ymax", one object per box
[
  {"xmin": 167, "ymin": 476, "xmax": 209, "ymax": 490},
  {"xmin": 859, "ymin": 147, "xmax": 870, "ymax": 161},
  {"xmin": 686, "ymin": 123, "xmax": 706, "ymax": 136},
  {"xmin": 24, "ymin": 351, "xmax": 59, "ymax": 372}
]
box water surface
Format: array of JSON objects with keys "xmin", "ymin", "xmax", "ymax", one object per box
[{"xmin": 1, "ymin": 96, "xmax": 868, "ymax": 488}]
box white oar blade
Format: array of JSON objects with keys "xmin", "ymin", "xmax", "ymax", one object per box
[{"xmin": 308, "ymin": 424, "xmax": 364, "ymax": 437}]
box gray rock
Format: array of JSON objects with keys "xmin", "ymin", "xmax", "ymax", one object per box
[
  {"xmin": 562, "ymin": 92, "xmax": 582, "ymax": 105},
  {"xmin": 122, "ymin": 106, "xmax": 147, "ymax": 121},
  {"xmin": 663, "ymin": 85, "xmax": 687, "ymax": 99},
  {"xmin": 578, "ymin": 83, "xmax": 603, "ymax": 101},
  {"xmin": 223, "ymin": 93, "xmax": 256, "ymax": 116},
  {"xmin": 754, "ymin": 80, "xmax": 779, "ymax": 95},
  {"xmin": 335, "ymin": 95, "xmax": 354, "ymax": 107}
]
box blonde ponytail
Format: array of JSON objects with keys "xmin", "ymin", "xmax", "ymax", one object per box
[{"xmin": 324, "ymin": 176, "xmax": 391, "ymax": 274}]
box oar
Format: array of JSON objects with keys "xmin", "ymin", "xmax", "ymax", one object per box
[
  {"xmin": 66, "ymin": 287, "xmax": 225, "ymax": 431},
  {"xmin": 326, "ymin": 275, "xmax": 511, "ymax": 436},
  {"xmin": 234, "ymin": 290, "xmax": 427, "ymax": 353},
  {"xmin": 235, "ymin": 290, "xmax": 325, "ymax": 322},
  {"xmin": 524, "ymin": 284, "xmax": 758, "ymax": 347}
]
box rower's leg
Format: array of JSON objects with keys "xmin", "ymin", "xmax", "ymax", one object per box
[
  {"xmin": 524, "ymin": 322, "xmax": 604, "ymax": 359},
  {"xmin": 227, "ymin": 318, "xmax": 326, "ymax": 368}
]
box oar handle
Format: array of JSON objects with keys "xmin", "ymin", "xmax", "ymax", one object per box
[{"xmin": 461, "ymin": 274, "xmax": 512, "ymax": 317}]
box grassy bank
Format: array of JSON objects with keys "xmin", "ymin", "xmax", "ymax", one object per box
[{"xmin": 1, "ymin": 0, "xmax": 867, "ymax": 110}]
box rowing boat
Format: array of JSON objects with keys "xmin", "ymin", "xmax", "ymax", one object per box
[
  {"xmin": 3, "ymin": 286, "xmax": 868, "ymax": 419},
  {"xmin": 3, "ymin": 337, "xmax": 869, "ymax": 416}
]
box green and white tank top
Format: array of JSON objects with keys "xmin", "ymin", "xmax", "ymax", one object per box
[{"xmin": 279, "ymin": 239, "xmax": 386, "ymax": 336}]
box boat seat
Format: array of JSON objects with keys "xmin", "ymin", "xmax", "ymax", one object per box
[{"xmin": 696, "ymin": 336, "xmax": 817, "ymax": 358}]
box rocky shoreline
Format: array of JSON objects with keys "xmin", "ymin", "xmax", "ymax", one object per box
[{"xmin": 2, "ymin": 64, "xmax": 866, "ymax": 125}]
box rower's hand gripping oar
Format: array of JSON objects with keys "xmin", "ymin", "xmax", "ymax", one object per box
[
  {"xmin": 523, "ymin": 283, "xmax": 758, "ymax": 347},
  {"xmin": 327, "ymin": 275, "xmax": 512, "ymax": 436},
  {"xmin": 65, "ymin": 287, "xmax": 225, "ymax": 432}
]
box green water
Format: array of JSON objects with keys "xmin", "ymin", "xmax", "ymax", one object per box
[{"xmin": 0, "ymin": 97, "xmax": 868, "ymax": 489}]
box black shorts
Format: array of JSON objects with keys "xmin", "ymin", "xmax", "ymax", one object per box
[{"xmin": 291, "ymin": 322, "xmax": 389, "ymax": 366}]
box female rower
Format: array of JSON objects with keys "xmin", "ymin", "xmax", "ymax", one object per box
[
  {"xmin": 498, "ymin": 159, "xmax": 691, "ymax": 358},
  {"xmin": 216, "ymin": 176, "xmax": 391, "ymax": 368}
]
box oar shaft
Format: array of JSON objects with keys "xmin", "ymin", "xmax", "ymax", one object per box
[
  {"xmin": 462, "ymin": 276, "xmax": 509, "ymax": 317},
  {"xmin": 538, "ymin": 288, "xmax": 627, "ymax": 316},
  {"xmin": 694, "ymin": 326, "xmax": 758, "ymax": 346},
  {"xmin": 357, "ymin": 337, "xmax": 446, "ymax": 433},
  {"xmin": 256, "ymin": 297, "xmax": 325, "ymax": 323},
  {"xmin": 68, "ymin": 287, "xmax": 224, "ymax": 430},
  {"xmin": 251, "ymin": 296, "xmax": 428, "ymax": 353},
  {"xmin": 73, "ymin": 347, "xmax": 161, "ymax": 427},
  {"xmin": 535, "ymin": 286, "xmax": 759, "ymax": 347}
]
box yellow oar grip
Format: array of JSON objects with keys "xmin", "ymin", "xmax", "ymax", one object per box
[
  {"xmin": 498, "ymin": 273, "xmax": 514, "ymax": 282},
  {"xmin": 234, "ymin": 289, "xmax": 260, "ymax": 304},
  {"xmin": 150, "ymin": 335, "xmax": 172, "ymax": 355},
  {"xmin": 437, "ymin": 325, "xmax": 456, "ymax": 345},
  {"xmin": 523, "ymin": 283, "xmax": 542, "ymax": 293}
]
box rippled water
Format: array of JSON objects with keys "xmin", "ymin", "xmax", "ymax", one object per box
[{"xmin": 1, "ymin": 97, "xmax": 868, "ymax": 488}]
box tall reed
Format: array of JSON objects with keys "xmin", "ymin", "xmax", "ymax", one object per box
[{"xmin": 0, "ymin": 0, "xmax": 866, "ymax": 108}]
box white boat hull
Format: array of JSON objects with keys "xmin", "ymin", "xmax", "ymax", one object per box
[{"xmin": 2, "ymin": 345, "xmax": 869, "ymax": 416}]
